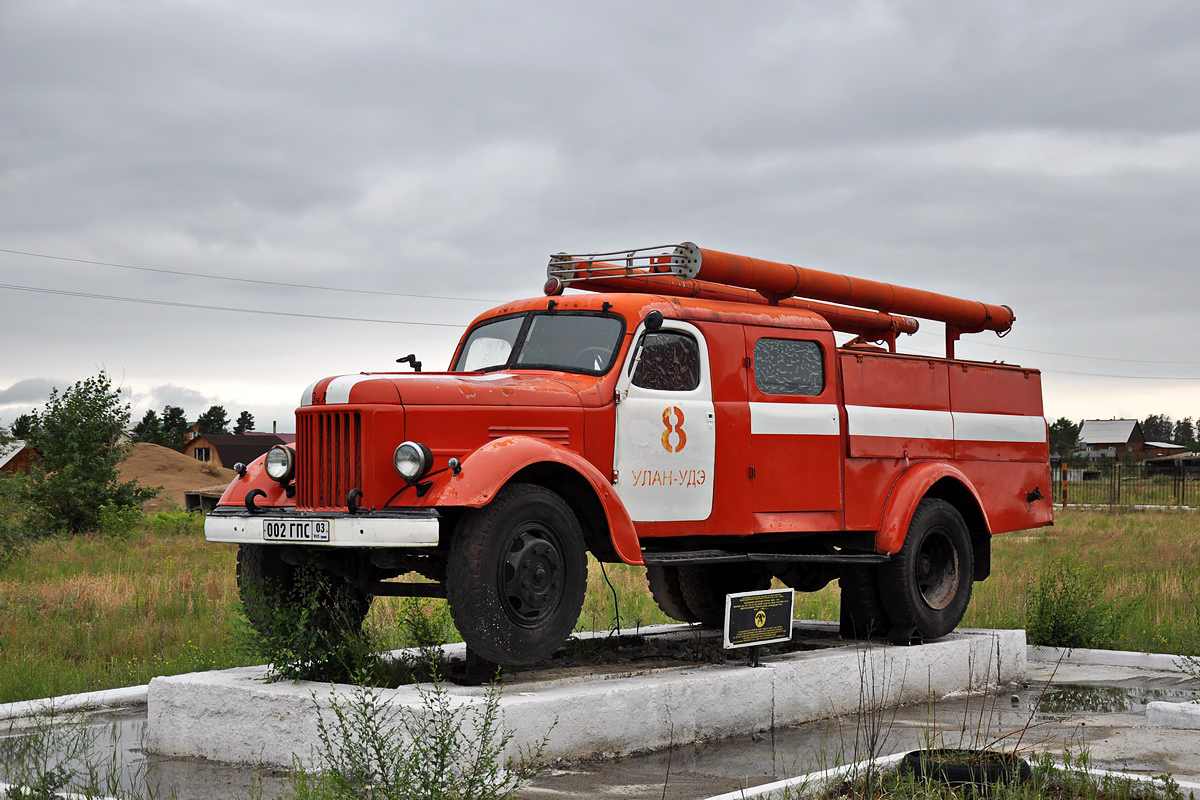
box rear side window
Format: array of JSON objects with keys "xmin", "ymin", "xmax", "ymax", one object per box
[
  {"xmin": 632, "ymin": 331, "xmax": 701, "ymax": 391},
  {"xmin": 754, "ymin": 338, "xmax": 824, "ymax": 395}
]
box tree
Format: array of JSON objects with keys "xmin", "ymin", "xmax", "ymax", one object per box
[
  {"xmin": 160, "ymin": 405, "xmax": 189, "ymax": 450},
  {"xmin": 234, "ymin": 410, "xmax": 255, "ymax": 436},
  {"xmin": 22, "ymin": 371, "xmax": 155, "ymax": 534},
  {"xmin": 196, "ymin": 405, "xmax": 230, "ymax": 436},
  {"xmin": 1174, "ymin": 417, "xmax": 1195, "ymax": 449},
  {"xmin": 132, "ymin": 409, "xmax": 165, "ymax": 446},
  {"xmin": 10, "ymin": 413, "xmax": 37, "ymax": 440},
  {"xmin": 1142, "ymin": 414, "xmax": 1174, "ymax": 443},
  {"xmin": 1048, "ymin": 418, "xmax": 1081, "ymax": 460}
]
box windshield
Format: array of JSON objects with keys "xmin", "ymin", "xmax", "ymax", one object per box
[{"xmin": 454, "ymin": 312, "xmax": 624, "ymax": 374}]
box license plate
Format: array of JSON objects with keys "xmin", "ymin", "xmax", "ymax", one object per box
[{"xmin": 262, "ymin": 519, "xmax": 330, "ymax": 542}]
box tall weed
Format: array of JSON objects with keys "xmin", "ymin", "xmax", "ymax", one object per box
[
  {"xmin": 237, "ymin": 562, "xmax": 378, "ymax": 684},
  {"xmin": 284, "ymin": 676, "xmax": 550, "ymax": 800},
  {"xmin": 0, "ymin": 710, "xmax": 157, "ymax": 799},
  {"xmin": 1024, "ymin": 559, "xmax": 1124, "ymax": 649}
]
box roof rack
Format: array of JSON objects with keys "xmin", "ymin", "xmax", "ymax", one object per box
[{"xmin": 548, "ymin": 242, "xmax": 1014, "ymax": 358}]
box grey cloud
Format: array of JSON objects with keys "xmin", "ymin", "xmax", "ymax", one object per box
[{"xmin": 0, "ymin": 377, "xmax": 60, "ymax": 408}]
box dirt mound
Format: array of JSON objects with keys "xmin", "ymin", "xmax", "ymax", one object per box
[{"xmin": 118, "ymin": 443, "xmax": 235, "ymax": 511}]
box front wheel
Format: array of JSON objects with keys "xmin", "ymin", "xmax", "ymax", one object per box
[
  {"xmin": 878, "ymin": 499, "xmax": 973, "ymax": 640},
  {"xmin": 446, "ymin": 484, "xmax": 588, "ymax": 664}
]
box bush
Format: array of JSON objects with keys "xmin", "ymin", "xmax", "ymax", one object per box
[
  {"xmin": 145, "ymin": 510, "xmax": 202, "ymax": 537},
  {"xmin": 1025, "ymin": 559, "xmax": 1123, "ymax": 649},
  {"xmin": 0, "ymin": 474, "xmax": 32, "ymax": 569},
  {"xmin": 238, "ymin": 561, "xmax": 379, "ymax": 684},
  {"xmin": 97, "ymin": 503, "xmax": 142, "ymax": 540},
  {"xmin": 21, "ymin": 371, "xmax": 156, "ymax": 534}
]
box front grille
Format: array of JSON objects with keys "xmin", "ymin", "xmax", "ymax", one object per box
[{"xmin": 298, "ymin": 411, "xmax": 363, "ymax": 510}]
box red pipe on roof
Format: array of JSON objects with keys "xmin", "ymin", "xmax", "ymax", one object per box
[{"xmin": 671, "ymin": 243, "xmax": 1014, "ymax": 334}]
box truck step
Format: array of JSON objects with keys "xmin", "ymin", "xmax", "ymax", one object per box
[{"xmin": 641, "ymin": 550, "xmax": 890, "ymax": 566}]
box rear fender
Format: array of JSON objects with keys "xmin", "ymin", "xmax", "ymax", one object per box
[
  {"xmin": 425, "ymin": 437, "xmax": 643, "ymax": 565},
  {"xmin": 876, "ymin": 463, "xmax": 990, "ymax": 555}
]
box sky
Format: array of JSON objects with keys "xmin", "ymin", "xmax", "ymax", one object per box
[{"xmin": 3, "ymin": 1, "xmax": 1200, "ymax": 434}]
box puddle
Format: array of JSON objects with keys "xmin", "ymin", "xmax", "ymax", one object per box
[{"xmin": 1035, "ymin": 683, "xmax": 1200, "ymax": 715}]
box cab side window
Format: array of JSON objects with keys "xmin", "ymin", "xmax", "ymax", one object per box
[
  {"xmin": 754, "ymin": 338, "xmax": 824, "ymax": 395},
  {"xmin": 632, "ymin": 331, "xmax": 701, "ymax": 391}
]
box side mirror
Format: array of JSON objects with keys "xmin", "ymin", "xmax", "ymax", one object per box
[{"xmin": 396, "ymin": 354, "xmax": 422, "ymax": 372}]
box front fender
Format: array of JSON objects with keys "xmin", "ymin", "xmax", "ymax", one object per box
[
  {"xmin": 425, "ymin": 437, "xmax": 644, "ymax": 565},
  {"xmin": 875, "ymin": 462, "xmax": 990, "ymax": 554},
  {"xmin": 215, "ymin": 454, "xmax": 291, "ymax": 509}
]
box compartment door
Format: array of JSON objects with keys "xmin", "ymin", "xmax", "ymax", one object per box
[{"xmin": 745, "ymin": 329, "xmax": 843, "ymax": 513}]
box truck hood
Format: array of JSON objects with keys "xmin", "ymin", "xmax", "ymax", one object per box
[{"xmin": 301, "ymin": 371, "xmax": 598, "ymax": 408}]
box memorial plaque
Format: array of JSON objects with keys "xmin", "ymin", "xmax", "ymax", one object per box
[{"xmin": 723, "ymin": 587, "xmax": 795, "ymax": 649}]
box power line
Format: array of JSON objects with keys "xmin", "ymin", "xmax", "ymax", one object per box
[
  {"xmin": 0, "ymin": 247, "xmax": 500, "ymax": 304},
  {"xmin": 911, "ymin": 328, "xmax": 1200, "ymax": 366},
  {"xmin": 0, "ymin": 283, "xmax": 464, "ymax": 328},
  {"xmin": 903, "ymin": 344, "xmax": 1200, "ymax": 381}
]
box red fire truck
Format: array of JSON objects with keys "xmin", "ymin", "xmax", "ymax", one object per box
[{"xmin": 206, "ymin": 243, "xmax": 1053, "ymax": 664}]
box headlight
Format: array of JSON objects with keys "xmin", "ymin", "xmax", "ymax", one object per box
[
  {"xmin": 264, "ymin": 445, "xmax": 296, "ymax": 482},
  {"xmin": 394, "ymin": 441, "xmax": 433, "ymax": 482}
]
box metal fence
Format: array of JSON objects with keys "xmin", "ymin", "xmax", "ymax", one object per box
[{"xmin": 1052, "ymin": 462, "xmax": 1200, "ymax": 509}]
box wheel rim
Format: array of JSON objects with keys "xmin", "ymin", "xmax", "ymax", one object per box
[
  {"xmin": 915, "ymin": 527, "xmax": 960, "ymax": 610},
  {"xmin": 499, "ymin": 523, "xmax": 565, "ymax": 627}
]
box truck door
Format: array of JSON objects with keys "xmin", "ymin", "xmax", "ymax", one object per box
[
  {"xmin": 744, "ymin": 328, "xmax": 843, "ymax": 513},
  {"xmin": 613, "ymin": 320, "xmax": 716, "ymax": 522}
]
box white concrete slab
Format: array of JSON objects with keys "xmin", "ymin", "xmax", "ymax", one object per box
[
  {"xmin": 0, "ymin": 685, "xmax": 147, "ymax": 721},
  {"xmin": 145, "ymin": 626, "xmax": 1025, "ymax": 768},
  {"xmin": 1027, "ymin": 645, "xmax": 1189, "ymax": 673},
  {"xmin": 1146, "ymin": 700, "xmax": 1200, "ymax": 729}
]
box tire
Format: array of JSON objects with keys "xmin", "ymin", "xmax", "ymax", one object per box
[
  {"xmin": 838, "ymin": 564, "xmax": 890, "ymax": 640},
  {"xmin": 878, "ymin": 499, "xmax": 973, "ymax": 640},
  {"xmin": 236, "ymin": 544, "xmax": 371, "ymax": 637},
  {"xmin": 445, "ymin": 483, "xmax": 588, "ymax": 665},
  {"xmin": 646, "ymin": 565, "xmax": 699, "ymax": 623},
  {"xmin": 676, "ymin": 564, "xmax": 772, "ymax": 629},
  {"xmin": 901, "ymin": 749, "xmax": 1032, "ymax": 787}
]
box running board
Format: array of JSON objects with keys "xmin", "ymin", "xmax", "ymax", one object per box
[{"xmin": 641, "ymin": 550, "xmax": 891, "ymax": 566}]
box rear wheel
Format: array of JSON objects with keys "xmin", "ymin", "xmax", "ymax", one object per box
[
  {"xmin": 646, "ymin": 565, "xmax": 700, "ymax": 623},
  {"xmin": 838, "ymin": 564, "xmax": 889, "ymax": 640},
  {"xmin": 878, "ymin": 499, "xmax": 973, "ymax": 640},
  {"xmin": 676, "ymin": 564, "xmax": 772, "ymax": 629},
  {"xmin": 446, "ymin": 484, "xmax": 587, "ymax": 664}
]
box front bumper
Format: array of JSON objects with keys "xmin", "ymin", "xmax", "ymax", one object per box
[{"xmin": 204, "ymin": 507, "xmax": 441, "ymax": 548}]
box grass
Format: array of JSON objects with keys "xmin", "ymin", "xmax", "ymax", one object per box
[
  {"xmin": 0, "ymin": 508, "xmax": 1196, "ymax": 704},
  {"xmin": 0, "ymin": 513, "xmax": 251, "ymax": 703}
]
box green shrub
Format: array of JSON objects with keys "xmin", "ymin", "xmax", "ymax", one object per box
[
  {"xmin": 146, "ymin": 510, "xmax": 202, "ymax": 537},
  {"xmin": 284, "ymin": 676, "xmax": 550, "ymax": 800},
  {"xmin": 20, "ymin": 371, "xmax": 155, "ymax": 534},
  {"xmin": 0, "ymin": 474, "xmax": 32, "ymax": 569},
  {"xmin": 97, "ymin": 503, "xmax": 142, "ymax": 541},
  {"xmin": 1025, "ymin": 559, "xmax": 1124, "ymax": 649},
  {"xmin": 238, "ymin": 561, "xmax": 379, "ymax": 684}
]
